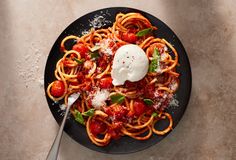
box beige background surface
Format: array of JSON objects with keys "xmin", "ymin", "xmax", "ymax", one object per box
[{"xmin": 0, "ymin": 0, "xmax": 235, "ymax": 160}]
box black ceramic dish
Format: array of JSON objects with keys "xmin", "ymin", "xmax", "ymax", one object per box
[{"xmin": 44, "ymin": 7, "xmax": 192, "ymax": 154}]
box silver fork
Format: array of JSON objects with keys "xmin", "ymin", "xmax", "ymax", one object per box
[{"xmin": 46, "ymin": 93, "xmax": 80, "ymax": 160}]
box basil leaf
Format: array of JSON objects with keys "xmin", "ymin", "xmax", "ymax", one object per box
[
  {"xmin": 152, "ymin": 112, "xmax": 158, "ymax": 117},
  {"xmin": 143, "ymin": 99, "xmax": 154, "ymax": 105},
  {"xmin": 90, "ymin": 51, "xmax": 100, "ymax": 59},
  {"xmin": 82, "ymin": 108, "xmax": 95, "ymax": 117},
  {"xmin": 73, "ymin": 58, "xmax": 85, "ymax": 64},
  {"xmin": 148, "ymin": 58, "xmax": 158, "ymax": 72},
  {"xmin": 148, "ymin": 48, "xmax": 160, "ymax": 72},
  {"xmin": 136, "ymin": 28, "xmax": 153, "ymax": 37},
  {"xmin": 153, "ymin": 48, "xmax": 159, "ymax": 59},
  {"xmin": 74, "ymin": 110, "xmax": 85, "ymax": 125},
  {"xmin": 110, "ymin": 94, "xmax": 125, "ymax": 104}
]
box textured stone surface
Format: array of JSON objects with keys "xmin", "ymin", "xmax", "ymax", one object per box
[{"xmin": 0, "ymin": 0, "xmax": 235, "ymax": 160}]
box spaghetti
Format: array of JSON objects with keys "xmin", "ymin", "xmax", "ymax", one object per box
[{"xmin": 47, "ymin": 12, "xmax": 179, "ymax": 146}]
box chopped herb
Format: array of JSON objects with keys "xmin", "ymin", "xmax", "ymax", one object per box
[
  {"xmin": 110, "ymin": 94, "xmax": 125, "ymax": 104},
  {"xmin": 136, "ymin": 28, "xmax": 153, "ymax": 37},
  {"xmin": 148, "ymin": 48, "xmax": 160, "ymax": 72},
  {"xmin": 74, "ymin": 110, "xmax": 85, "ymax": 125},
  {"xmin": 82, "ymin": 108, "xmax": 95, "ymax": 117},
  {"xmin": 152, "ymin": 112, "xmax": 158, "ymax": 117},
  {"xmin": 143, "ymin": 99, "xmax": 154, "ymax": 105},
  {"xmin": 90, "ymin": 51, "xmax": 100, "ymax": 59},
  {"xmin": 73, "ymin": 58, "xmax": 85, "ymax": 64}
]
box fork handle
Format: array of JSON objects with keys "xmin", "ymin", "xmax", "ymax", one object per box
[{"xmin": 46, "ymin": 104, "xmax": 71, "ymax": 160}]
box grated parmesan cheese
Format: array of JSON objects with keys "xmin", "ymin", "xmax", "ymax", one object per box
[
  {"xmin": 164, "ymin": 46, "xmax": 168, "ymax": 51},
  {"xmin": 91, "ymin": 89, "xmax": 110, "ymax": 109},
  {"xmin": 169, "ymin": 96, "xmax": 179, "ymax": 107},
  {"xmin": 170, "ymin": 81, "xmax": 178, "ymax": 91},
  {"xmin": 59, "ymin": 104, "xmax": 66, "ymax": 111},
  {"xmin": 96, "ymin": 39, "xmax": 114, "ymax": 55},
  {"xmin": 161, "ymin": 52, "xmax": 168, "ymax": 61},
  {"xmin": 89, "ymin": 14, "xmax": 111, "ymax": 29}
]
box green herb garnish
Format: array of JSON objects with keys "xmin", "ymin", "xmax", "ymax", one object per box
[
  {"xmin": 148, "ymin": 48, "xmax": 160, "ymax": 72},
  {"xmin": 74, "ymin": 110, "xmax": 85, "ymax": 125},
  {"xmin": 90, "ymin": 51, "xmax": 100, "ymax": 59},
  {"xmin": 143, "ymin": 99, "xmax": 154, "ymax": 105},
  {"xmin": 110, "ymin": 94, "xmax": 125, "ymax": 104},
  {"xmin": 82, "ymin": 108, "xmax": 95, "ymax": 117},
  {"xmin": 73, "ymin": 58, "xmax": 85, "ymax": 64},
  {"xmin": 136, "ymin": 28, "xmax": 153, "ymax": 37},
  {"xmin": 152, "ymin": 112, "xmax": 158, "ymax": 117}
]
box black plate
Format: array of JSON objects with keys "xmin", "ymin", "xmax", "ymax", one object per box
[{"xmin": 44, "ymin": 7, "xmax": 192, "ymax": 154}]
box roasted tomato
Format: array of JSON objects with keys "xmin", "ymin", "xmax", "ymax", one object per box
[
  {"xmin": 104, "ymin": 105, "xmax": 128, "ymax": 121},
  {"xmin": 100, "ymin": 77, "xmax": 113, "ymax": 89},
  {"xmin": 122, "ymin": 32, "xmax": 137, "ymax": 43},
  {"xmin": 72, "ymin": 43, "xmax": 89, "ymax": 58},
  {"xmin": 50, "ymin": 80, "xmax": 65, "ymax": 97},
  {"xmin": 108, "ymin": 128, "xmax": 121, "ymax": 140},
  {"xmin": 133, "ymin": 100, "xmax": 147, "ymax": 116},
  {"xmin": 90, "ymin": 120, "xmax": 107, "ymax": 136}
]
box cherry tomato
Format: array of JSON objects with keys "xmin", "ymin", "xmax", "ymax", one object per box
[
  {"xmin": 113, "ymin": 105, "xmax": 128, "ymax": 120},
  {"xmin": 133, "ymin": 100, "xmax": 147, "ymax": 116},
  {"xmin": 72, "ymin": 43, "xmax": 88, "ymax": 58},
  {"xmin": 108, "ymin": 128, "xmax": 121, "ymax": 140},
  {"xmin": 122, "ymin": 32, "xmax": 137, "ymax": 43},
  {"xmin": 50, "ymin": 80, "xmax": 65, "ymax": 97},
  {"xmin": 103, "ymin": 105, "xmax": 128, "ymax": 121},
  {"xmin": 90, "ymin": 120, "xmax": 107, "ymax": 136},
  {"xmin": 100, "ymin": 77, "xmax": 113, "ymax": 89}
]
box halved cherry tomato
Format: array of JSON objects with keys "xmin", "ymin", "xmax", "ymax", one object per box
[
  {"xmin": 72, "ymin": 43, "xmax": 88, "ymax": 58},
  {"xmin": 133, "ymin": 100, "xmax": 147, "ymax": 116},
  {"xmin": 122, "ymin": 32, "xmax": 137, "ymax": 43},
  {"xmin": 50, "ymin": 80, "xmax": 65, "ymax": 97},
  {"xmin": 100, "ymin": 77, "xmax": 113, "ymax": 89},
  {"xmin": 90, "ymin": 120, "xmax": 107, "ymax": 136}
]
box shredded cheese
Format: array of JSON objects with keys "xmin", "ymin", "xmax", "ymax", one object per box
[
  {"xmin": 96, "ymin": 39, "xmax": 114, "ymax": 55},
  {"xmin": 91, "ymin": 89, "xmax": 110, "ymax": 109}
]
